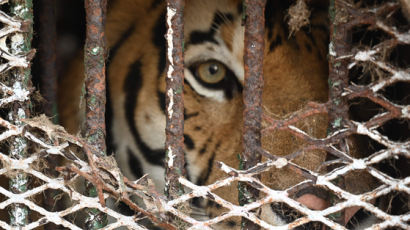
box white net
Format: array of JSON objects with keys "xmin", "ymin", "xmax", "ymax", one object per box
[{"xmin": 0, "ymin": 0, "xmax": 409, "ymax": 229}]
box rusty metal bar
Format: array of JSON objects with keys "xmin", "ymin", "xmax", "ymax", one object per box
[
  {"xmin": 38, "ymin": 0, "xmax": 57, "ymax": 123},
  {"xmin": 7, "ymin": 0, "xmax": 33, "ymax": 227},
  {"xmin": 240, "ymin": 0, "xmax": 266, "ymax": 229},
  {"xmin": 164, "ymin": 0, "xmax": 186, "ymax": 200},
  {"xmin": 83, "ymin": 0, "xmax": 108, "ymax": 229},
  {"xmin": 84, "ymin": 0, "xmax": 107, "ymax": 157},
  {"xmin": 328, "ymin": 1, "xmax": 350, "ymax": 132},
  {"xmin": 328, "ymin": 0, "xmax": 352, "ymax": 226}
]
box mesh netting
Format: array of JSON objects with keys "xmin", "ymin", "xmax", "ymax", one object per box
[{"xmin": 0, "ymin": 0, "xmax": 409, "ymax": 229}]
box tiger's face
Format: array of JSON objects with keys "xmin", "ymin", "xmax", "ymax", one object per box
[
  {"xmin": 108, "ymin": 0, "xmax": 328, "ymax": 186},
  {"xmin": 59, "ymin": 0, "xmax": 329, "ymax": 227},
  {"xmin": 111, "ymin": 0, "xmax": 328, "ymax": 226}
]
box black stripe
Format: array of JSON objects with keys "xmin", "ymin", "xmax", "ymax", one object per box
[
  {"xmin": 105, "ymin": 77, "xmax": 114, "ymax": 155},
  {"xmin": 127, "ymin": 148, "xmax": 143, "ymax": 178},
  {"xmin": 116, "ymin": 147, "xmax": 140, "ymax": 216},
  {"xmin": 265, "ymin": 1, "xmax": 293, "ymax": 39},
  {"xmin": 213, "ymin": 11, "xmax": 234, "ymax": 28},
  {"xmin": 184, "ymin": 110, "xmax": 199, "ymax": 120},
  {"xmin": 106, "ymin": 24, "xmax": 136, "ymax": 155},
  {"xmin": 199, "ymin": 136, "xmax": 212, "ymax": 155},
  {"xmin": 269, "ymin": 34, "xmax": 282, "ymax": 52},
  {"xmin": 302, "ymin": 27, "xmax": 318, "ymax": 48},
  {"xmin": 189, "ymin": 30, "xmax": 218, "ymax": 45},
  {"xmin": 158, "ymin": 91, "xmax": 166, "ymax": 114},
  {"xmin": 188, "ymin": 11, "xmax": 234, "ymax": 46},
  {"xmin": 302, "ymin": 26, "xmax": 329, "ymax": 58},
  {"xmin": 196, "ymin": 140, "xmax": 221, "ymax": 185},
  {"xmin": 124, "ymin": 59, "xmax": 165, "ymax": 166},
  {"xmin": 153, "ymin": 10, "xmax": 166, "ymax": 76},
  {"xmin": 184, "ymin": 134, "xmax": 195, "ymax": 150},
  {"xmin": 196, "ymin": 152, "xmax": 215, "ymax": 185},
  {"xmin": 109, "ymin": 24, "xmax": 136, "ymax": 62},
  {"xmin": 199, "ymin": 146, "xmax": 207, "ymax": 155},
  {"xmin": 265, "ymin": 0, "xmax": 275, "ymax": 39},
  {"xmin": 153, "ymin": 11, "xmax": 167, "ymax": 115},
  {"xmin": 237, "ymin": 2, "xmax": 243, "ymax": 15}
]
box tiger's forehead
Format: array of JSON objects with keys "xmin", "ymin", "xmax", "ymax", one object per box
[
  {"xmin": 184, "ymin": 0, "xmax": 241, "ymax": 33},
  {"xmin": 185, "ymin": 0, "xmax": 242, "ymax": 42}
]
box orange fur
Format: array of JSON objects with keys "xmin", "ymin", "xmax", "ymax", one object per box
[{"xmin": 59, "ymin": 0, "xmax": 330, "ymax": 228}]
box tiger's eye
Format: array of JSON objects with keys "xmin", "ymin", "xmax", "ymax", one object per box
[{"xmin": 197, "ymin": 61, "xmax": 226, "ymax": 84}]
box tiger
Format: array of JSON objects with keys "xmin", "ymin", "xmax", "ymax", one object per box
[{"xmin": 57, "ymin": 0, "xmax": 365, "ymax": 228}]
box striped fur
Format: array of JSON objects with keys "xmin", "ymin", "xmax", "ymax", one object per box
[{"xmin": 59, "ymin": 0, "xmax": 333, "ymax": 228}]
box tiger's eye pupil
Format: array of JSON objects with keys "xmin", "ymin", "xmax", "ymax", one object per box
[
  {"xmin": 195, "ymin": 60, "xmax": 226, "ymax": 84},
  {"xmin": 209, "ymin": 64, "xmax": 219, "ymax": 75}
]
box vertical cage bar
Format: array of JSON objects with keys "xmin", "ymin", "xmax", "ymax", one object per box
[
  {"xmin": 84, "ymin": 0, "xmax": 107, "ymax": 156},
  {"xmin": 164, "ymin": 0, "xmax": 186, "ymax": 200},
  {"xmin": 83, "ymin": 0, "xmax": 108, "ymax": 229},
  {"xmin": 38, "ymin": 0, "xmax": 57, "ymax": 122},
  {"xmin": 7, "ymin": 0, "xmax": 33, "ymax": 227},
  {"xmin": 240, "ymin": 0, "xmax": 266, "ymax": 229},
  {"xmin": 328, "ymin": 0, "xmax": 351, "ymax": 226},
  {"xmin": 37, "ymin": 3, "xmax": 62, "ymax": 227}
]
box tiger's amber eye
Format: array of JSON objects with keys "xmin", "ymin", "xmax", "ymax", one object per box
[{"xmin": 197, "ymin": 61, "xmax": 226, "ymax": 84}]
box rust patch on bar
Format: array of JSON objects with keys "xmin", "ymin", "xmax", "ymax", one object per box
[
  {"xmin": 240, "ymin": 0, "xmax": 266, "ymax": 229},
  {"xmin": 164, "ymin": 0, "xmax": 186, "ymax": 201},
  {"xmin": 83, "ymin": 1, "xmax": 108, "ymax": 227},
  {"xmin": 84, "ymin": 0, "xmax": 107, "ymax": 157}
]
